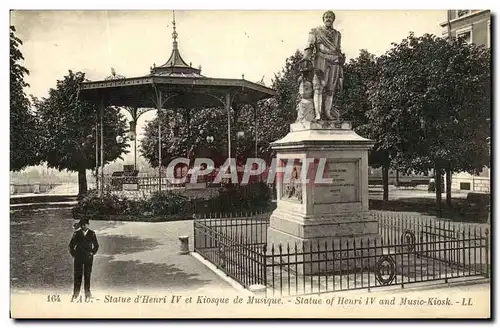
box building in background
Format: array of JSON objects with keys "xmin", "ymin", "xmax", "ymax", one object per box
[
  {"xmin": 441, "ymin": 9, "xmax": 491, "ymax": 193},
  {"xmin": 441, "ymin": 10, "xmax": 491, "ymax": 47}
]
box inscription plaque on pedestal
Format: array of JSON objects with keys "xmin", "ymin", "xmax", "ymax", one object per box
[{"xmin": 314, "ymin": 160, "xmax": 359, "ymax": 204}]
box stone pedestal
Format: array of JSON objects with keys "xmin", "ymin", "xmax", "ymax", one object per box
[{"xmin": 267, "ymin": 121, "xmax": 381, "ymax": 274}]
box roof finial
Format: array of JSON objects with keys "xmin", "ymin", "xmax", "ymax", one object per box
[{"xmin": 172, "ymin": 10, "xmax": 178, "ymax": 45}]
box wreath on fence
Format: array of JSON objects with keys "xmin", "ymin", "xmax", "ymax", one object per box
[{"xmin": 375, "ymin": 255, "xmax": 396, "ymax": 285}]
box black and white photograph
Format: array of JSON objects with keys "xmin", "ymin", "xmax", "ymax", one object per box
[{"xmin": 8, "ymin": 7, "xmax": 491, "ymax": 319}]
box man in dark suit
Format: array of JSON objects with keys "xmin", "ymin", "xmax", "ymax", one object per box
[{"xmin": 69, "ymin": 218, "xmax": 99, "ymax": 302}]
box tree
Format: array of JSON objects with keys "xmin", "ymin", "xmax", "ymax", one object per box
[
  {"xmin": 336, "ymin": 50, "xmax": 398, "ymax": 202},
  {"xmin": 10, "ymin": 25, "xmax": 40, "ymax": 171},
  {"xmin": 337, "ymin": 49, "xmax": 378, "ymax": 129},
  {"xmin": 256, "ymin": 50, "xmax": 304, "ymax": 163},
  {"xmin": 140, "ymin": 107, "xmax": 229, "ymax": 169},
  {"xmin": 439, "ymin": 37, "xmax": 490, "ymax": 205},
  {"xmin": 35, "ymin": 70, "xmax": 129, "ymax": 195},
  {"xmin": 368, "ymin": 32, "xmax": 490, "ymax": 212}
]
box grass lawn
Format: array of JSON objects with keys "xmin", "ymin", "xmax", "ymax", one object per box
[{"xmin": 370, "ymin": 197, "xmax": 489, "ymax": 223}]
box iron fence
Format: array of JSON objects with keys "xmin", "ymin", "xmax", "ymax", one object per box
[
  {"xmin": 102, "ymin": 175, "xmax": 276, "ymax": 195},
  {"xmin": 194, "ymin": 211, "xmax": 489, "ymax": 296},
  {"xmin": 194, "ymin": 212, "xmax": 269, "ymax": 288},
  {"xmin": 102, "ymin": 175, "xmax": 183, "ymax": 192}
]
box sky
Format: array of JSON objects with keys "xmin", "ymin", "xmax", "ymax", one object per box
[{"xmin": 10, "ymin": 10, "xmax": 447, "ymax": 163}]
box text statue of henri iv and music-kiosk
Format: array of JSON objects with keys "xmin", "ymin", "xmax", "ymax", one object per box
[{"xmin": 267, "ymin": 11, "xmax": 380, "ymax": 274}]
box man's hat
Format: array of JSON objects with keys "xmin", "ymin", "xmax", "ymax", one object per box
[{"xmin": 78, "ymin": 218, "xmax": 89, "ymax": 226}]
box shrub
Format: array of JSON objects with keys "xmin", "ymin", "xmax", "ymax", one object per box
[
  {"xmin": 209, "ymin": 182, "xmax": 273, "ymax": 212},
  {"xmin": 72, "ymin": 190, "xmax": 193, "ymax": 219},
  {"xmin": 144, "ymin": 191, "xmax": 190, "ymax": 215},
  {"xmin": 72, "ymin": 190, "xmax": 128, "ymax": 218},
  {"xmin": 72, "ymin": 183, "xmax": 274, "ymax": 221}
]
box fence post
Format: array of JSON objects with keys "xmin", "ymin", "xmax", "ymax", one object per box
[
  {"xmin": 485, "ymin": 229, "xmax": 489, "ymax": 279},
  {"xmin": 271, "ymin": 244, "xmax": 275, "ymax": 296},
  {"xmin": 366, "ymin": 238, "xmax": 370, "ymax": 293},
  {"xmin": 462, "ymin": 229, "xmax": 466, "ymax": 271},
  {"xmin": 193, "ymin": 220, "xmax": 197, "ymax": 252},
  {"xmin": 262, "ymin": 244, "xmax": 268, "ymax": 292},
  {"xmin": 441, "ymin": 220, "xmax": 448, "ymax": 284},
  {"xmin": 279, "ymin": 244, "xmax": 283, "ymax": 296},
  {"xmin": 400, "ymin": 232, "xmax": 404, "ymax": 289}
]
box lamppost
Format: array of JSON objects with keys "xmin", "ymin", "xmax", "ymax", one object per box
[
  {"xmin": 486, "ymin": 117, "xmax": 491, "ymax": 224},
  {"xmin": 82, "ymin": 132, "xmax": 98, "ymax": 190},
  {"xmin": 82, "ymin": 127, "xmax": 126, "ymax": 193},
  {"xmin": 236, "ymin": 130, "xmax": 245, "ymax": 164},
  {"xmin": 236, "ymin": 130, "xmax": 245, "ymax": 185},
  {"xmin": 206, "ymin": 135, "xmax": 215, "ymax": 183},
  {"xmin": 105, "ymin": 68, "xmax": 147, "ymax": 171},
  {"xmin": 127, "ymin": 120, "xmax": 137, "ymax": 170}
]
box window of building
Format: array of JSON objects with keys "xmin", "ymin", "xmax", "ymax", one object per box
[
  {"xmin": 458, "ymin": 31, "xmax": 472, "ymax": 43},
  {"xmin": 460, "ymin": 182, "xmax": 471, "ymax": 190},
  {"xmin": 456, "ymin": 26, "xmax": 473, "ymax": 44},
  {"xmin": 457, "ymin": 10, "xmax": 471, "ymax": 18}
]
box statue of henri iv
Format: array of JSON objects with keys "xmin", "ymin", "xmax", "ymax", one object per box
[{"xmin": 296, "ymin": 11, "xmax": 345, "ymax": 122}]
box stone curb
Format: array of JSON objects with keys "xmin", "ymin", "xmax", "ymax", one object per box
[{"xmin": 190, "ymin": 252, "xmax": 254, "ymax": 296}]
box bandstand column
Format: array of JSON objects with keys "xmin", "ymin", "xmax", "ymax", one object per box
[
  {"xmin": 99, "ymin": 99, "xmax": 104, "ymax": 196},
  {"xmin": 154, "ymin": 88, "xmax": 163, "ymax": 193},
  {"xmin": 253, "ymin": 102, "xmax": 258, "ymax": 158},
  {"xmin": 130, "ymin": 108, "xmax": 138, "ymax": 171},
  {"xmin": 225, "ymin": 92, "xmax": 232, "ymax": 161},
  {"xmin": 134, "ymin": 123, "xmax": 137, "ymax": 170},
  {"xmin": 95, "ymin": 111, "xmax": 99, "ymax": 191}
]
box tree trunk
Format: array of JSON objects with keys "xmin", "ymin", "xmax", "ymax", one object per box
[
  {"xmin": 445, "ymin": 167, "xmax": 452, "ymax": 208},
  {"xmin": 382, "ymin": 164, "xmax": 389, "ymax": 204},
  {"xmin": 78, "ymin": 167, "xmax": 88, "ymax": 196},
  {"xmin": 435, "ymin": 166, "xmax": 442, "ymax": 216}
]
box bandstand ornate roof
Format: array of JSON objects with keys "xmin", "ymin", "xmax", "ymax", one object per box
[
  {"xmin": 79, "ymin": 75, "xmax": 276, "ymax": 108},
  {"xmin": 149, "ymin": 14, "xmax": 203, "ymax": 78},
  {"xmin": 78, "ymin": 13, "xmax": 276, "ymax": 109}
]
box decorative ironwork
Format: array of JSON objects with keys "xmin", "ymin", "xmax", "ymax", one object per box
[
  {"xmin": 171, "ymin": 10, "xmax": 178, "ymax": 42},
  {"xmin": 375, "ymin": 255, "xmax": 396, "ymax": 285},
  {"xmin": 81, "ymin": 76, "xmax": 276, "ymax": 94},
  {"xmin": 105, "ymin": 68, "xmax": 127, "ymax": 80},
  {"xmin": 400, "ymin": 229, "xmax": 416, "ymax": 252},
  {"xmin": 194, "ymin": 211, "xmax": 489, "ymax": 297}
]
